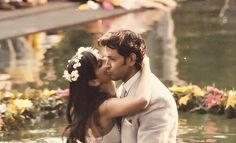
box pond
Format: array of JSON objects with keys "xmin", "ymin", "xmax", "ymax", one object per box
[
  {"xmin": 2, "ymin": 112, "xmax": 236, "ymax": 143},
  {"xmin": 0, "ymin": 0, "xmax": 236, "ymax": 142}
]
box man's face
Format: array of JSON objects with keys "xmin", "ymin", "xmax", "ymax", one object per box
[{"xmin": 105, "ymin": 47, "xmax": 130, "ymax": 81}]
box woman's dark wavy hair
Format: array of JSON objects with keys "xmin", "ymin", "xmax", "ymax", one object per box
[
  {"xmin": 97, "ymin": 29, "xmax": 146, "ymax": 70},
  {"xmin": 63, "ymin": 51, "xmax": 109, "ymax": 143}
]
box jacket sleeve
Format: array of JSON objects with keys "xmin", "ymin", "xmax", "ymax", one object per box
[{"xmin": 137, "ymin": 97, "xmax": 178, "ymax": 143}]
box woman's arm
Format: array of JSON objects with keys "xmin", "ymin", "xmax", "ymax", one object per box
[{"xmin": 100, "ymin": 56, "xmax": 151, "ymax": 118}]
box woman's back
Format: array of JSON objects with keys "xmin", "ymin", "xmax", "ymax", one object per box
[{"xmin": 85, "ymin": 124, "xmax": 120, "ymax": 143}]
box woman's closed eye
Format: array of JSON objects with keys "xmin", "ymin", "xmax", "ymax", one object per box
[
  {"xmin": 97, "ymin": 58, "xmax": 108, "ymax": 68},
  {"xmin": 97, "ymin": 60, "xmax": 103, "ymax": 68}
]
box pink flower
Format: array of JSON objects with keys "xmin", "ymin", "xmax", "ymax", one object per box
[
  {"xmin": 204, "ymin": 86, "xmax": 224, "ymax": 108},
  {"xmin": 56, "ymin": 89, "xmax": 69, "ymax": 97},
  {"xmin": 56, "ymin": 89, "xmax": 69, "ymax": 102},
  {"xmin": 206, "ymin": 86, "xmax": 224, "ymax": 96}
]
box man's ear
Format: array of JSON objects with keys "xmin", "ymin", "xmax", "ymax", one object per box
[
  {"xmin": 88, "ymin": 79, "xmax": 101, "ymax": 87},
  {"xmin": 127, "ymin": 53, "xmax": 137, "ymax": 66}
]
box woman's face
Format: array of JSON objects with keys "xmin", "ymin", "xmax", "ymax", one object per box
[{"xmin": 94, "ymin": 56, "xmax": 111, "ymax": 83}]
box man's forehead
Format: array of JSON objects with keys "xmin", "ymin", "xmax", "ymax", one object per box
[{"xmin": 104, "ymin": 47, "xmax": 118, "ymax": 56}]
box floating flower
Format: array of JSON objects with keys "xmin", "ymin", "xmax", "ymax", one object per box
[
  {"xmin": 0, "ymin": 93, "xmax": 3, "ymax": 101},
  {"xmin": 225, "ymin": 90, "xmax": 236, "ymax": 109},
  {"xmin": 3, "ymin": 92, "xmax": 15, "ymax": 99},
  {"xmin": 7, "ymin": 99, "xmax": 33, "ymax": 114},
  {"xmin": 204, "ymin": 86, "xmax": 224, "ymax": 108},
  {"xmin": 169, "ymin": 85, "xmax": 192, "ymax": 96},
  {"xmin": 0, "ymin": 115, "xmax": 4, "ymax": 129},
  {"xmin": 0, "ymin": 104, "xmax": 7, "ymax": 114},
  {"xmin": 7, "ymin": 103, "xmax": 17, "ymax": 115},
  {"xmin": 13, "ymin": 99, "xmax": 33, "ymax": 110},
  {"xmin": 191, "ymin": 85, "xmax": 204, "ymax": 97},
  {"xmin": 43, "ymin": 89, "xmax": 56, "ymax": 97},
  {"xmin": 206, "ymin": 86, "xmax": 224, "ymax": 96},
  {"xmin": 56, "ymin": 88, "xmax": 69, "ymax": 102},
  {"xmin": 169, "ymin": 85, "xmax": 204, "ymax": 98},
  {"xmin": 56, "ymin": 89, "xmax": 69, "ymax": 97},
  {"xmin": 179, "ymin": 94, "xmax": 191, "ymax": 106}
]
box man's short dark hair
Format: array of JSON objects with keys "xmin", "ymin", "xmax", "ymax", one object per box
[{"xmin": 97, "ymin": 30, "xmax": 146, "ymax": 70}]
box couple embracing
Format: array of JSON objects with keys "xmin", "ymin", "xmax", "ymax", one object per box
[{"xmin": 63, "ymin": 30, "xmax": 178, "ymax": 143}]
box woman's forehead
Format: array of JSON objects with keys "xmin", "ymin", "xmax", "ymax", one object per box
[{"xmin": 97, "ymin": 56, "xmax": 108, "ymax": 62}]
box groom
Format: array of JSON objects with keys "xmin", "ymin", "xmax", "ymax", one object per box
[{"xmin": 98, "ymin": 29, "xmax": 178, "ymax": 143}]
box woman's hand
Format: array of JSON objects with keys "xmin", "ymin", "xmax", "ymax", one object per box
[{"xmin": 141, "ymin": 55, "xmax": 151, "ymax": 77}]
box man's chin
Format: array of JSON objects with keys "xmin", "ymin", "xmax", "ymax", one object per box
[
  {"xmin": 108, "ymin": 74, "xmax": 120, "ymax": 81},
  {"xmin": 110, "ymin": 76, "xmax": 120, "ymax": 81}
]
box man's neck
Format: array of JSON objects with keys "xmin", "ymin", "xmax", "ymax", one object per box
[{"xmin": 123, "ymin": 68, "xmax": 139, "ymax": 83}]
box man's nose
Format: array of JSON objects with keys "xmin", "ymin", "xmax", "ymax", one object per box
[{"xmin": 104, "ymin": 58, "xmax": 111, "ymax": 69}]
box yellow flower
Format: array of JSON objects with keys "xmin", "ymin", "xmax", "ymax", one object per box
[
  {"xmin": 179, "ymin": 94, "xmax": 191, "ymax": 106},
  {"xmin": 169, "ymin": 85, "xmax": 192, "ymax": 95},
  {"xmin": 7, "ymin": 103, "xmax": 17, "ymax": 115},
  {"xmin": 0, "ymin": 92, "xmax": 3, "ymax": 101},
  {"xmin": 0, "ymin": 104, "xmax": 7, "ymax": 113},
  {"xmin": 42, "ymin": 89, "xmax": 56, "ymax": 97},
  {"xmin": 192, "ymin": 85, "xmax": 204, "ymax": 97},
  {"xmin": 14, "ymin": 99, "xmax": 33, "ymax": 109},
  {"xmin": 9, "ymin": 99, "xmax": 33, "ymax": 114},
  {"xmin": 225, "ymin": 90, "xmax": 236, "ymax": 109},
  {"xmin": 4, "ymin": 92, "xmax": 15, "ymax": 99}
]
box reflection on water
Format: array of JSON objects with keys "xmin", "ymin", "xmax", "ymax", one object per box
[
  {"xmin": 0, "ymin": 0, "xmax": 236, "ymax": 142},
  {"xmin": 0, "ymin": 0, "xmax": 235, "ymax": 90},
  {"xmin": 0, "ymin": 32, "xmax": 63, "ymax": 91},
  {"xmin": 145, "ymin": 9, "xmax": 185, "ymax": 86},
  {"xmin": 0, "ymin": 9, "xmax": 183, "ymax": 91},
  {"xmin": 1, "ymin": 113, "xmax": 236, "ymax": 143},
  {"xmin": 1, "ymin": 118, "xmax": 65, "ymax": 142},
  {"xmin": 178, "ymin": 112, "xmax": 236, "ymax": 143}
]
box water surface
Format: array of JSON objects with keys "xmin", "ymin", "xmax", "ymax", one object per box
[{"xmin": 0, "ymin": 0, "xmax": 236, "ymax": 142}]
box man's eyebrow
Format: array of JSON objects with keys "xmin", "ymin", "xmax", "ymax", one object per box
[{"xmin": 107, "ymin": 55, "xmax": 115, "ymax": 59}]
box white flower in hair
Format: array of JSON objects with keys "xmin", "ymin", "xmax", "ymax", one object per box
[
  {"xmin": 76, "ymin": 46, "xmax": 100, "ymax": 59},
  {"xmin": 73, "ymin": 62, "xmax": 81, "ymax": 69},
  {"xmin": 70, "ymin": 70, "xmax": 79, "ymax": 81},
  {"xmin": 63, "ymin": 46, "xmax": 101, "ymax": 82},
  {"xmin": 63, "ymin": 70, "xmax": 72, "ymax": 82}
]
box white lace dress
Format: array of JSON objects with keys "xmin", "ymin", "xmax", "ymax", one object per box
[{"xmin": 85, "ymin": 125, "xmax": 121, "ymax": 143}]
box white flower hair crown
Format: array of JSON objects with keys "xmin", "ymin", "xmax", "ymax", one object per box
[{"xmin": 63, "ymin": 47, "xmax": 100, "ymax": 82}]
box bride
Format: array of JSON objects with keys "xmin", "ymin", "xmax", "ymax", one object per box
[{"xmin": 63, "ymin": 47, "xmax": 151, "ymax": 143}]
